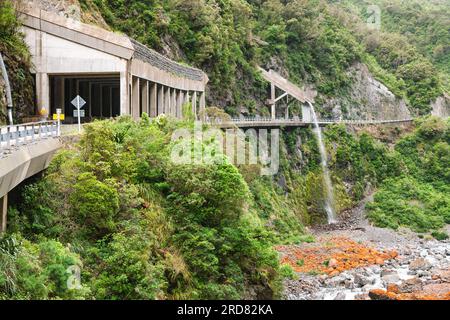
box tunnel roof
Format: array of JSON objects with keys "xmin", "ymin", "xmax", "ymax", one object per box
[{"xmin": 130, "ymin": 39, "xmax": 206, "ymax": 82}]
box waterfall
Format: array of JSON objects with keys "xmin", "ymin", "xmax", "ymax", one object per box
[{"xmin": 308, "ymin": 102, "xmax": 337, "ymax": 224}]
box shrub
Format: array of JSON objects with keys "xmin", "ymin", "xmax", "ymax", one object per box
[{"xmin": 69, "ymin": 172, "xmax": 119, "ymax": 236}]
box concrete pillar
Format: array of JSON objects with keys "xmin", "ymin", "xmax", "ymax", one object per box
[
  {"xmin": 131, "ymin": 76, "xmax": 140, "ymax": 119},
  {"xmin": 142, "ymin": 80, "xmax": 149, "ymax": 116},
  {"xmin": 1, "ymin": 194, "xmax": 7, "ymax": 234},
  {"xmin": 120, "ymin": 71, "xmax": 129, "ymax": 115},
  {"xmin": 177, "ymin": 91, "xmax": 185, "ymax": 119},
  {"xmin": 164, "ymin": 86, "xmax": 171, "ymax": 115},
  {"xmin": 36, "ymin": 72, "xmax": 50, "ymax": 117},
  {"xmin": 270, "ymin": 83, "xmax": 276, "ymax": 120},
  {"xmin": 170, "ymin": 89, "xmax": 177, "ymax": 117},
  {"xmin": 150, "ymin": 82, "xmax": 157, "ymax": 117},
  {"xmin": 157, "ymin": 84, "xmax": 164, "ymax": 115},
  {"xmin": 192, "ymin": 92, "xmax": 198, "ymax": 118},
  {"xmin": 199, "ymin": 91, "xmax": 206, "ymax": 120}
]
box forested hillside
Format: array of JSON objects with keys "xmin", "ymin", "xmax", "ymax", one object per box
[
  {"xmin": 78, "ymin": 0, "xmax": 449, "ymax": 116},
  {"xmin": 0, "ymin": 0, "xmax": 34, "ymax": 124}
]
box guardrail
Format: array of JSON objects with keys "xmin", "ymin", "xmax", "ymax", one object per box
[{"xmin": 0, "ymin": 121, "xmax": 60, "ymax": 154}]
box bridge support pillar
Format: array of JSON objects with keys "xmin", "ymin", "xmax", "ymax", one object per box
[
  {"xmin": 192, "ymin": 92, "xmax": 197, "ymax": 118},
  {"xmin": 270, "ymin": 83, "xmax": 276, "ymax": 120},
  {"xmin": 199, "ymin": 91, "xmax": 206, "ymax": 120},
  {"xmin": 185, "ymin": 91, "xmax": 190, "ymax": 106},
  {"xmin": 171, "ymin": 89, "xmax": 177, "ymax": 117},
  {"xmin": 164, "ymin": 86, "xmax": 171, "ymax": 115},
  {"xmin": 120, "ymin": 72, "xmax": 129, "ymax": 116},
  {"xmin": 0, "ymin": 193, "xmax": 7, "ymax": 234},
  {"xmin": 142, "ymin": 80, "xmax": 149, "ymax": 116},
  {"xmin": 36, "ymin": 72, "xmax": 50, "ymax": 117},
  {"xmin": 150, "ymin": 83, "xmax": 157, "ymax": 117},
  {"xmin": 131, "ymin": 76, "xmax": 140, "ymax": 119},
  {"xmin": 177, "ymin": 90, "xmax": 184, "ymax": 118},
  {"xmin": 157, "ymin": 84, "xmax": 164, "ymax": 115}
]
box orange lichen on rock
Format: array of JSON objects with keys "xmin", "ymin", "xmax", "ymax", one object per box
[
  {"xmin": 369, "ymin": 288, "xmax": 450, "ymax": 300},
  {"xmin": 276, "ymin": 236, "xmax": 398, "ymax": 275}
]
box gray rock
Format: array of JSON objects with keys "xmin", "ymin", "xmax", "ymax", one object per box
[
  {"xmin": 325, "ymin": 276, "xmax": 346, "ymax": 287},
  {"xmin": 344, "ymin": 280, "xmax": 355, "ymax": 289},
  {"xmin": 334, "ymin": 292, "xmax": 346, "ymax": 300},
  {"xmin": 409, "ymin": 258, "xmax": 432, "ymax": 271},
  {"xmin": 381, "ymin": 269, "xmax": 395, "ymax": 277},
  {"xmin": 419, "ymin": 249, "xmax": 428, "ymax": 257},
  {"xmin": 398, "ymin": 278, "xmax": 423, "ymax": 293},
  {"xmin": 354, "ymin": 273, "xmax": 374, "ymax": 287},
  {"xmin": 382, "ymin": 274, "xmax": 401, "ymax": 284},
  {"xmin": 370, "ymin": 265, "xmax": 382, "ymax": 274},
  {"xmin": 416, "ymin": 270, "xmax": 431, "ymax": 278}
]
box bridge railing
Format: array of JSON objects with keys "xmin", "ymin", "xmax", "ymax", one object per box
[
  {"xmin": 205, "ymin": 117, "xmax": 413, "ymax": 125},
  {"xmin": 0, "ymin": 121, "xmax": 60, "ymax": 154}
]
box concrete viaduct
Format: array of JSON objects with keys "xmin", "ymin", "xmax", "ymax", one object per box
[{"xmin": 19, "ymin": 6, "xmax": 209, "ymax": 124}]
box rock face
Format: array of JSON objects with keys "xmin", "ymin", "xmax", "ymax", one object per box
[
  {"xmin": 24, "ymin": 0, "xmax": 82, "ymax": 20},
  {"xmin": 23, "ymin": 0, "xmax": 110, "ymax": 29},
  {"xmin": 324, "ymin": 63, "xmax": 411, "ymax": 121},
  {"xmin": 431, "ymin": 94, "xmax": 450, "ymax": 118}
]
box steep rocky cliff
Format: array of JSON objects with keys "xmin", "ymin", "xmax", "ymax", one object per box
[
  {"xmin": 324, "ymin": 63, "xmax": 411, "ymax": 120},
  {"xmin": 431, "ymin": 95, "xmax": 450, "ymax": 118}
]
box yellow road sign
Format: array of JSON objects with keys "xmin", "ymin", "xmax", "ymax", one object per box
[{"xmin": 53, "ymin": 113, "xmax": 65, "ymax": 120}]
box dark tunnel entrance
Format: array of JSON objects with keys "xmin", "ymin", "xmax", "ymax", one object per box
[{"xmin": 49, "ymin": 74, "xmax": 120, "ymax": 124}]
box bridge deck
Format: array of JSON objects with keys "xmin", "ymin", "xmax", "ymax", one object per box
[{"xmin": 205, "ymin": 118, "xmax": 414, "ymax": 128}]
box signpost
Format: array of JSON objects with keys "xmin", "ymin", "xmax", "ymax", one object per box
[
  {"xmin": 54, "ymin": 108, "xmax": 63, "ymax": 136},
  {"xmin": 71, "ymin": 95, "xmax": 86, "ymax": 133}
]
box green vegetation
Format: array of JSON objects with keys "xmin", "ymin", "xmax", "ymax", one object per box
[
  {"xmin": 3, "ymin": 116, "xmax": 283, "ymax": 299},
  {"xmin": 0, "ymin": 0, "xmax": 35, "ymax": 124},
  {"xmin": 367, "ymin": 117, "xmax": 450, "ymax": 235},
  {"xmin": 333, "ymin": 0, "xmax": 448, "ymax": 114},
  {"xmin": 338, "ymin": 0, "xmax": 450, "ymax": 84}
]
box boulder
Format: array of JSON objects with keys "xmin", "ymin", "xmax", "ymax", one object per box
[
  {"xmin": 334, "ymin": 292, "xmax": 346, "ymax": 300},
  {"xmin": 409, "ymin": 258, "xmax": 432, "ymax": 271},
  {"xmin": 398, "ymin": 278, "xmax": 423, "ymax": 293},
  {"xmin": 369, "ymin": 289, "xmax": 396, "ymax": 300},
  {"xmin": 354, "ymin": 273, "xmax": 374, "ymax": 287},
  {"xmin": 382, "ymin": 274, "xmax": 401, "ymax": 284}
]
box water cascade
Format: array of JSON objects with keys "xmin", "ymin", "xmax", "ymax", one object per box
[{"xmin": 308, "ymin": 102, "xmax": 337, "ymax": 224}]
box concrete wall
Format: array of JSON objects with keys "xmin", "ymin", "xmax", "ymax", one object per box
[
  {"xmin": 0, "ymin": 138, "xmax": 61, "ymax": 199},
  {"xmin": 23, "ymin": 26, "xmax": 130, "ymax": 117}
]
